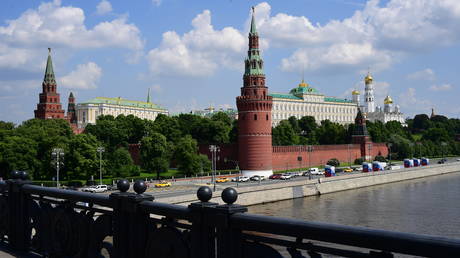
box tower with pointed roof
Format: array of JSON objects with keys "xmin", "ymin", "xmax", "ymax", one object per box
[
  {"xmin": 34, "ymin": 48, "xmax": 65, "ymax": 119},
  {"xmin": 352, "ymin": 108, "xmax": 372, "ymax": 159},
  {"xmin": 363, "ymin": 71, "xmax": 375, "ymax": 113},
  {"xmin": 67, "ymin": 92, "xmax": 77, "ymax": 124},
  {"xmin": 236, "ymin": 7, "xmax": 273, "ymax": 177}
]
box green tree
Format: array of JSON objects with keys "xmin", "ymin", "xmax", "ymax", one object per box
[
  {"xmin": 422, "ymin": 128, "xmax": 450, "ymax": 142},
  {"xmin": 327, "ymin": 158, "xmax": 340, "ymax": 167},
  {"xmin": 412, "ymin": 114, "xmax": 431, "ymax": 133},
  {"xmin": 151, "ymin": 114, "xmax": 182, "ymax": 143},
  {"xmin": 272, "ymin": 120, "xmax": 299, "ymax": 146},
  {"xmin": 316, "ymin": 120, "xmax": 346, "ymax": 145},
  {"xmin": 174, "ymin": 135, "xmax": 202, "ymax": 176},
  {"xmin": 108, "ymin": 147, "xmax": 137, "ymax": 178},
  {"xmin": 140, "ymin": 133, "xmax": 171, "ymax": 179},
  {"xmin": 66, "ymin": 134, "xmax": 101, "ymax": 180},
  {"xmin": 211, "ymin": 112, "xmax": 233, "ymax": 127},
  {"xmin": 0, "ymin": 136, "xmax": 39, "ymax": 179}
]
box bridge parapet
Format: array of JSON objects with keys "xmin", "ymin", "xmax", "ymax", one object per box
[{"xmin": 1, "ymin": 171, "xmax": 460, "ymax": 257}]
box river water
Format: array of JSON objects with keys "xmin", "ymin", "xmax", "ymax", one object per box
[{"xmin": 248, "ymin": 172, "xmax": 460, "ymax": 239}]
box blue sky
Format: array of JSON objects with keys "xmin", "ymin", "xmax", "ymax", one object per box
[{"xmin": 1, "ymin": 0, "xmax": 459, "ymax": 124}]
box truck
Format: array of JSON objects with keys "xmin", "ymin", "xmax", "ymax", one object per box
[
  {"xmin": 362, "ymin": 162, "xmax": 372, "ymax": 172},
  {"xmin": 325, "ymin": 165, "xmax": 335, "ymax": 177},
  {"xmin": 404, "ymin": 159, "xmax": 414, "ymax": 168},
  {"xmin": 413, "ymin": 158, "xmax": 421, "ymax": 167},
  {"xmin": 421, "ymin": 157, "xmax": 430, "ymax": 166},
  {"xmin": 372, "ymin": 161, "xmax": 386, "ymax": 171}
]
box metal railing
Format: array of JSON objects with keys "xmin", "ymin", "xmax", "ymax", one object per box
[{"xmin": 0, "ymin": 171, "xmax": 459, "ymax": 258}]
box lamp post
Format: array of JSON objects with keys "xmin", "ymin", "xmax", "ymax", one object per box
[
  {"xmin": 51, "ymin": 148, "xmax": 64, "ymax": 188},
  {"xmin": 209, "ymin": 145, "xmax": 220, "ymax": 191},
  {"xmin": 307, "ymin": 145, "xmax": 313, "ymax": 180},
  {"xmin": 368, "ymin": 143, "xmax": 372, "ymax": 162},
  {"xmin": 387, "ymin": 143, "xmax": 392, "ymax": 165},
  {"xmin": 97, "ymin": 146, "xmax": 105, "ymax": 185}
]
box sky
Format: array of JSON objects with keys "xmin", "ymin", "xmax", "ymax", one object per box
[{"xmin": 1, "ymin": 0, "xmax": 460, "ymax": 124}]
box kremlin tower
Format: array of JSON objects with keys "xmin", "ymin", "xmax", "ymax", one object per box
[
  {"xmin": 34, "ymin": 48, "xmax": 65, "ymax": 119},
  {"xmin": 236, "ymin": 7, "xmax": 273, "ymax": 177}
]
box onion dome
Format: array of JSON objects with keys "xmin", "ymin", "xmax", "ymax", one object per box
[
  {"xmin": 352, "ymin": 90, "xmax": 360, "ymax": 95},
  {"xmin": 364, "ymin": 72, "xmax": 373, "ymax": 84},
  {"xmin": 298, "ymin": 79, "xmax": 309, "ymax": 88},
  {"xmin": 384, "ymin": 95, "xmax": 393, "ymax": 104}
]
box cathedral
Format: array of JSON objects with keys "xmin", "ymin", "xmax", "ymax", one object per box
[{"xmin": 354, "ymin": 72, "xmax": 406, "ymax": 125}]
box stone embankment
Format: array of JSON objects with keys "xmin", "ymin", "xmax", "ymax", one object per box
[{"xmin": 156, "ymin": 163, "xmax": 460, "ymax": 206}]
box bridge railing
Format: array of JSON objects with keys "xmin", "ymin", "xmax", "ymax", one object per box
[{"xmin": 1, "ymin": 171, "xmax": 460, "ymax": 258}]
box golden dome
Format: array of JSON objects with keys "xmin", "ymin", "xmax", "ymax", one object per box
[
  {"xmin": 352, "ymin": 90, "xmax": 360, "ymax": 95},
  {"xmin": 384, "ymin": 95, "xmax": 393, "ymax": 104},
  {"xmin": 298, "ymin": 79, "xmax": 309, "ymax": 87},
  {"xmin": 364, "ymin": 72, "xmax": 373, "ymax": 84}
]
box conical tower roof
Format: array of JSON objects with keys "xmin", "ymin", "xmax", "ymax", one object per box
[
  {"xmin": 43, "ymin": 48, "xmax": 56, "ymax": 85},
  {"xmin": 250, "ymin": 7, "xmax": 257, "ymax": 35}
]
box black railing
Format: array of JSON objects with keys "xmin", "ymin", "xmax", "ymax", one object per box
[{"xmin": 1, "ymin": 171, "xmax": 460, "ymax": 257}]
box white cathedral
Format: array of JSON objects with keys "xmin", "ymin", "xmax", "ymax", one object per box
[{"xmin": 352, "ymin": 72, "xmax": 406, "ymax": 126}]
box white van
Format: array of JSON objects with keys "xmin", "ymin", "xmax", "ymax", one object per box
[{"xmin": 309, "ymin": 168, "xmax": 323, "ymax": 175}]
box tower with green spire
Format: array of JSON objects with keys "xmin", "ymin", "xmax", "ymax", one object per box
[
  {"xmin": 236, "ymin": 7, "xmax": 273, "ymax": 178},
  {"xmin": 34, "ymin": 48, "xmax": 65, "ymax": 119}
]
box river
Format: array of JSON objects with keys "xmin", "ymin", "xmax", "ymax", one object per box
[{"xmin": 248, "ymin": 172, "xmax": 460, "ymax": 239}]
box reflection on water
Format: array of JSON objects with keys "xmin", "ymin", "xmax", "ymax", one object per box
[{"xmin": 249, "ymin": 172, "xmax": 460, "ymax": 238}]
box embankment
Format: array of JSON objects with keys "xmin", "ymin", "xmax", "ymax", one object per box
[{"xmin": 156, "ymin": 163, "xmax": 460, "ymax": 206}]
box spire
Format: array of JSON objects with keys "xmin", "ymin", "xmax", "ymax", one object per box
[
  {"xmin": 69, "ymin": 92, "xmax": 74, "ymax": 98},
  {"xmin": 147, "ymin": 88, "xmax": 151, "ymax": 103},
  {"xmin": 44, "ymin": 48, "xmax": 56, "ymax": 85},
  {"xmin": 250, "ymin": 6, "xmax": 257, "ymax": 35},
  {"xmin": 353, "ymin": 108, "xmax": 369, "ymax": 136}
]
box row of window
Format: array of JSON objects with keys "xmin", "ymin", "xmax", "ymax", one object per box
[
  {"xmin": 273, "ymin": 113, "xmax": 354, "ymax": 122},
  {"xmin": 273, "ymin": 104, "xmax": 355, "ymax": 114}
]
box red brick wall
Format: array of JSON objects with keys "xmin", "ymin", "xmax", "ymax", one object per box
[
  {"xmin": 272, "ymin": 143, "xmax": 388, "ymax": 171},
  {"xmin": 199, "ymin": 144, "xmax": 239, "ymax": 170}
]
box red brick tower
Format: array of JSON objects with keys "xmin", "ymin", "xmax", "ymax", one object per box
[
  {"xmin": 236, "ymin": 7, "xmax": 273, "ymax": 177},
  {"xmin": 66, "ymin": 92, "xmax": 77, "ymax": 124},
  {"xmin": 34, "ymin": 48, "xmax": 65, "ymax": 119}
]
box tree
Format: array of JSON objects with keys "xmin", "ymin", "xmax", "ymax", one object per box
[
  {"xmin": 174, "ymin": 135, "xmax": 202, "ymax": 176},
  {"xmin": 211, "ymin": 112, "xmax": 233, "ymax": 127},
  {"xmin": 66, "ymin": 134, "xmax": 101, "ymax": 180},
  {"xmin": 374, "ymin": 155, "xmax": 387, "ymax": 162},
  {"xmin": 354, "ymin": 158, "xmax": 364, "ymax": 165},
  {"xmin": 412, "ymin": 114, "xmax": 431, "ymax": 133},
  {"xmin": 0, "ymin": 136, "xmax": 39, "ymax": 179},
  {"xmin": 272, "ymin": 120, "xmax": 299, "ymax": 146},
  {"xmin": 140, "ymin": 133, "xmax": 171, "ymax": 179},
  {"xmin": 316, "ymin": 120, "xmax": 346, "ymax": 145},
  {"xmin": 109, "ymin": 147, "xmax": 137, "ymax": 178},
  {"xmin": 151, "ymin": 114, "xmax": 182, "ymax": 143},
  {"xmin": 422, "ymin": 128, "xmax": 450, "ymax": 142},
  {"xmin": 327, "ymin": 158, "xmax": 340, "ymax": 167}
]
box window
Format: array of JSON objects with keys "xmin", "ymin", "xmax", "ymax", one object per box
[
  {"xmin": 254, "ymin": 114, "xmax": 257, "ymax": 120},
  {"xmin": 266, "ymin": 114, "xmax": 269, "ymax": 120}
]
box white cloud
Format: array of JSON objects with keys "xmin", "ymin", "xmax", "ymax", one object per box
[
  {"xmin": 398, "ymin": 87, "xmax": 432, "ymax": 114},
  {"xmin": 0, "ymin": 0, "xmax": 143, "ymax": 70},
  {"xmin": 0, "ymin": 79, "xmax": 39, "ymax": 93},
  {"xmin": 59, "ymin": 62, "xmax": 102, "ymax": 89},
  {"xmin": 429, "ymin": 84, "xmax": 453, "ymax": 91},
  {"xmin": 96, "ymin": 0, "xmax": 112, "ymax": 15},
  {"xmin": 152, "ymin": 0, "xmax": 162, "ymax": 7},
  {"xmin": 146, "ymin": 10, "xmax": 245, "ymax": 77},
  {"xmin": 407, "ymin": 69, "xmax": 436, "ymax": 81}
]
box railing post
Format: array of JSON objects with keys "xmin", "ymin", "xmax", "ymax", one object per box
[
  {"xmin": 7, "ymin": 171, "xmax": 32, "ymax": 251},
  {"xmin": 189, "ymin": 186, "xmax": 218, "ymax": 258},
  {"xmin": 214, "ymin": 187, "xmax": 248, "ymax": 258},
  {"xmin": 110, "ymin": 179, "xmax": 154, "ymax": 258}
]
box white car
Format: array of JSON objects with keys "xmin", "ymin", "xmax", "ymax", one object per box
[
  {"xmin": 250, "ymin": 175, "xmax": 265, "ymax": 181},
  {"xmin": 308, "ymin": 168, "xmax": 324, "ymax": 175},
  {"xmin": 81, "ymin": 185, "xmax": 108, "ymax": 193},
  {"xmin": 280, "ymin": 173, "xmax": 292, "ymax": 180},
  {"xmin": 231, "ymin": 176, "xmax": 249, "ymax": 182}
]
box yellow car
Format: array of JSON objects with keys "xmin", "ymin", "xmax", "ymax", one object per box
[
  {"xmin": 216, "ymin": 177, "xmax": 230, "ymax": 183},
  {"xmin": 344, "ymin": 168, "xmax": 353, "ymax": 173},
  {"xmin": 155, "ymin": 181, "xmax": 172, "ymax": 188}
]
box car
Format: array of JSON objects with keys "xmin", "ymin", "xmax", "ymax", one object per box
[
  {"xmin": 269, "ymin": 174, "xmax": 282, "ymax": 179},
  {"xmin": 353, "ymin": 167, "xmax": 363, "ymax": 171},
  {"xmin": 280, "ymin": 173, "xmax": 292, "ymax": 180},
  {"xmin": 155, "ymin": 181, "xmax": 172, "ymax": 188},
  {"xmin": 250, "ymin": 175, "xmax": 265, "ymax": 181},
  {"xmin": 231, "ymin": 176, "xmax": 249, "ymax": 182},
  {"xmin": 457, "ymin": 158, "xmax": 460, "ymax": 162},
  {"xmin": 335, "ymin": 168, "xmax": 344, "ymax": 173},
  {"xmin": 81, "ymin": 185, "xmax": 108, "ymax": 193},
  {"xmin": 216, "ymin": 177, "xmax": 230, "ymax": 183},
  {"xmin": 344, "ymin": 168, "xmax": 353, "ymax": 173},
  {"xmin": 438, "ymin": 158, "xmax": 448, "ymax": 164},
  {"xmin": 306, "ymin": 168, "xmax": 324, "ymax": 175}
]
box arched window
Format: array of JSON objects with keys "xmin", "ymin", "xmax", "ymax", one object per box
[
  {"xmin": 266, "ymin": 114, "xmax": 269, "ymax": 120},
  {"xmin": 254, "ymin": 114, "xmax": 258, "ymax": 120}
]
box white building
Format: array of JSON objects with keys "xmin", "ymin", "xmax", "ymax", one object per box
[
  {"xmin": 270, "ymin": 80, "xmax": 359, "ymax": 126},
  {"xmin": 366, "ymin": 95, "xmax": 406, "ymax": 125},
  {"xmin": 76, "ymin": 94, "xmax": 168, "ymax": 128}
]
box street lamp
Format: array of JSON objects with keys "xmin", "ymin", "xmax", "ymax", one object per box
[
  {"xmin": 97, "ymin": 146, "xmax": 105, "ymax": 185},
  {"xmin": 51, "ymin": 148, "xmax": 64, "ymax": 188},
  {"xmin": 209, "ymin": 145, "xmax": 220, "ymax": 191},
  {"xmin": 387, "ymin": 143, "xmax": 393, "ymax": 165},
  {"xmin": 368, "ymin": 143, "xmax": 372, "ymax": 161},
  {"xmin": 307, "ymin": 145, "xmax": 313, "ymax": 180}
]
